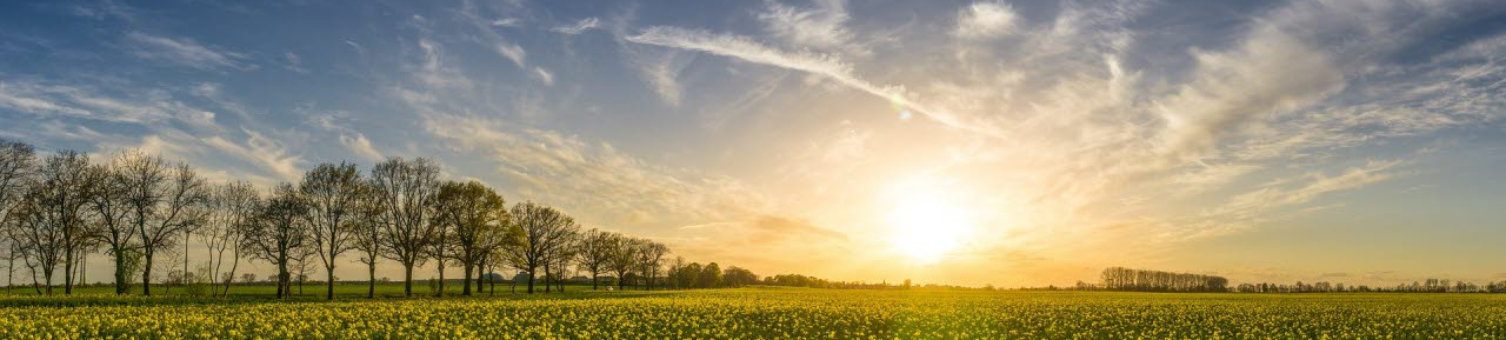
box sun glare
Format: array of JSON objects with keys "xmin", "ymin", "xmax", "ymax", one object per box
[{"xmin": 885, "ymin": 177, "xmax": 977, "ymax": 263}]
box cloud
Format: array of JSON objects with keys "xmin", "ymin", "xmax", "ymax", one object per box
[
  {"xmin": 532, "ymin": 67, "xmax": 554, "ymax": 86},
  {"xmin": 953, "ymin": 1, "xmax": 1017, "ymax": 39},
  {"xmin": 416, "ymin": 111, "xmax": 777, "ymax": 229},
  {"xmin": 630, "ymin": 51, "xmax": 688, "ymax": 107},
  {"xmin": 124, "ymin": 32, "xmax": 249, "ymax": 71},
  {"xmin": 494, "ymin": 42, "xmax": 527, "ymax": 68},
  {"xmin": 490, "ymin": 17, "xmax": 522, "ymax": 27},
  {"xmin": 757, "ymin": 0, "xmax": 865, "ymax": 55},
  {"xmin": 1175, "ymin": 160, "xmax": 1406, "ymax": 239},
  {"xmin": 551, "ymin": 17, "xmax": 600, "ymax": 35},
  {"xmin": 201, "ymin": 128, "xmax": 303, "ymax": 182},
  {"xmin": 415, "ymin": 39, "xmax": 471, "ymax": 89},
  {"xmin": 1156, "ymin": 26, "xmax": 1345, "ymax": 159},
  {"xmin": 71, "ymin": 0, "xmax": 137, "ymax": 21},
  {"xmin": 283, "ymin": 51, "xmax": 309, "ymax": 73},
  {"xmin": 624, "ymin": 26, "xmax": 959, "ymax": 130},
  {"xmin": 0, "ymin": 80, "xmax": 187, "ymax": 123},
  {"xmin": 338, "ymin": 133, "xmax": 383, "ymax": 162}
]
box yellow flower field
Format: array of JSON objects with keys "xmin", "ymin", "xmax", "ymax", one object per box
[{"xmin": 2, "ymin": 288, "xmax": 1505, "ymax": 339}]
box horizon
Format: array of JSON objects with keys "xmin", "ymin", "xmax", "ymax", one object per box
[{"xmin": 2, "ymin": 0, "xmax": 1505, "ymax": 289}]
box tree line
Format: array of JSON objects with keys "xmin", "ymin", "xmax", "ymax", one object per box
[
  {"xmin": 1098, "ymin": 267, "xmax": 1230, "ymax": 292},
  {"xmin": 0, "ymin": 139, "xmax": 769, "ymax": 299},
  {"xmin": 1235, "ymin": 279, "xmax": 1506, "ymax": 293}
]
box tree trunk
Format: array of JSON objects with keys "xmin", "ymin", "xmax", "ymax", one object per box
[
  {"xmin": 326, "ymin": 266, "xmax": 336, "ymax": 300},
  {"xmin": 592, "ymin": 273, "xmax": 599, "ymax": 290},
  {"xmin": 277, "ymin": 261, "xmax": 289, "ymax": 299},
  {"xmin": 366, "ymin": 262, "xmax": 376, "ymax": 299},
  {"xmin": 543, "ymin": 262, "xmax": 551, "ymax": 293},
  {"xmin": 462, "ymin": 262, "xmax": 473, "ymax": 296},
  {"xmin": 141, "ymin": 246, "xmax": 153, "ymax": 296},
  {"xmin": 402, "ymin": 262, "xmax": 413, "ymax": 297},
  {"xmin": 223, "ymin": 248, "xmax": 240, "ymax": 298},
  {"xmin": 526, "ymin": 268, "xmax": 535, "ymax": 294},
  {"xmin": 114, "ymin": 254, "xmax": 128, "ymax": 295},
  {"xmin": 63, "ymin": 247, "xmax": 73, "ymax": 295},
  {"xmin": 435, "ymin": 258, "xmax": 445, "ymax": 297}
]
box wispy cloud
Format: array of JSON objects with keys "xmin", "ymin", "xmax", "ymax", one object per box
[
  {"xmin": 490, "ymin": 17, "xmax": 522, "ymax": 27},
  {"xmin": 551, "ymin": 17, "xmax": 600, "ymax": 35},
  {"xmin": 757, "ymin": 0, "xmax": 866, "ymax": 55},
  {"xmin": 953, "ymin": 1, "xmax": 1018, "ymax": 39},
  {"xmin": 124, "ymin": 32, "xmax": 250, "ymax": 71},
  {"xmin": 625, "ymin": 26, "xmax": 956, "ymax": 130}
]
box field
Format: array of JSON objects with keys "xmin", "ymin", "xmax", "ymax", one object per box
[{"xmin": 3, "ymin": 285, "xmax": 1506, "ymax": 339}]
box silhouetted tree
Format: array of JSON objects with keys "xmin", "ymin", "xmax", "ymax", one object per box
[
  {"xmin": 200, "ymin": 181, "xmax": 258, "ymax": 297},
  {"xmin": 300, "ymin": 162, "xmax": 363, "ymax": 300},
  {"xmin": 370, "ymin": 157, "xmax": 440, "ymax": 297},
  {"xmin": 576, "ymin": 229, "xmax": 613, "ymax": 290},
  {"xmin": 700, "ymin": 262, "xmax": 723, "ymax": 288},
  {"xmin": 432, "ymin": 181, "xmax": 509, "ymax": 296},
  {"xmin": 119, "ymin": 153, "xmax": 207, "ymax": 296},
  {"xmin": 241, "ymin": 184, "xmax": 309, "ymax": 299},
  {"xmin": 505, "ymin": 202, "xmax": 578, "ymax": 294}
]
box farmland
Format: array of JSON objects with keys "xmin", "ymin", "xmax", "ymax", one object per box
[{"xmin": 3, "ymin": 286, "xmax": 1506, "ymax": 339}]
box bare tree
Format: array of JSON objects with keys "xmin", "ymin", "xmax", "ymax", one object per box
[
  {"xmin": 432, "ymin": 181, "xmax": 508, "ymax": 296},
  {"xmin": 0, "ymin": 140, "xmax": 35, "ymax": 294},
  {"xmin": 369, "ymin": 157, "xmax": 440, "ymax": 297},
  {"xmin": 0, "ymin": 140, "xmax": 34, "ymax": 240},
  {"xmin": 299, "ymin": 162, "xmax": 363, "ymax": 300},
  {"xmin": 84, "ymin": 157, "xmax": 137, "ymax": 295},
  {"xmin": 240, "ymin": 184, "xmax": 309, "ymax": 299},
  {"xmin": 607, "ymin": 234, "xmax": 641, "ymax": 290},
  {"xmin": 118, "ymin": 153, "xmax": 207, "ymax": 296},
  {"xmin": 545, "ymin": 237, "xmax": 577, "ymax": 293},
  {"xmin": 576, "ymin": 229, "xmax": 613, "ymax": 290},
  {"xmin": 637, "ymin": 241, "xmax": 668, "ymax": 290},
  {"xmin": 505, "ymin": 202, "xmax": 578, "ymax": 294},
  {"xmin": 351, "ymin": 185, "xmax": 385, "ymax": 299},
  {"xmin": 200, "ymin": 181, "xmax": 258, "ymax": 297},
  {"xmin": 11, "ymin": 151, "xmax": 94, "ymax": 295}
]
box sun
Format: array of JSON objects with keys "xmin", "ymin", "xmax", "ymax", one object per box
[{"xmin": 884, "ymin": 177, "xmax": 977, "ymax": 263}]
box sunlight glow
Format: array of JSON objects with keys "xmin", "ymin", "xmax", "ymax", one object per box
[{"xmin": 885, "ymin": 176, "xmax": 978, "ymax": 263}]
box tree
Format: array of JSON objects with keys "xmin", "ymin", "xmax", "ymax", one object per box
[
  {"xmin": 576, "ymin": 229, "xmax": 614, "ymax": 290},
  {"xmin": 119, "ymin": 153, "xmax": 207, "ymax": 296},
  {"xmin": 636, "ymin": 241, "xmax": 668, "ymax": 290},
  {"xmin": 351, "ymin": 184, "xmax": 385, "ymax": 299},
  {"xmin": 84, "ymin": 156, "xmax": 137, "ymax": 295},
  {"xmin": 699, "ymin": 262, "xmax": 723, "ymax": 288},
  {"xmin": 299, "ymin": 162, "xmax": 363, "ymax": 300},
  {"xmin": 369, "ymin": 157, "xmax": 440, "ymax": 297},
  {"xmin": 723, "ymin": 266, "xmax": 759, "ymax": 287},
  {"xmin": 0, "ymin": 140, "xmax": 35, "ymax": 294},
  {"xmin": 200, "ymin": 181, "xmax": 258, "ymax": 297},
  {"xmin": 505, "ymin": 202, "xmax": 578, "ymax": 294},
  {"xmin": 606, "ymin": 234, "xmax": 640, "ymax": 290},
  {"xmin": 240, "ymin": 184, "xmax": 309, "ymax": 299},
  {"xmin": 11, "ymin": 151, "xmax": 94, "ymax": 295},
  {"xmin": 544, "ymin": 234, "xmax": 577, "ymax": 293},
  {"xmin": 432, "ymin": 181, "xmax": 508, "ymax": 296}
]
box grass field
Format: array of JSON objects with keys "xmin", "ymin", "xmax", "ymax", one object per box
[{"xmin": 3, "ymin": 285, "xmax": 1506, "ymax": 338}]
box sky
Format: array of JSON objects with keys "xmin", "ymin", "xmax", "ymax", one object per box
[{"xmin": 1, "ymin": 0, "xmax": 1504, "ymax": 287}]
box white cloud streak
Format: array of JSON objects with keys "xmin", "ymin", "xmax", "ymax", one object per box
[{"xmin": 125, "ymin": 32, "xmax": 249, "ymax": 71}]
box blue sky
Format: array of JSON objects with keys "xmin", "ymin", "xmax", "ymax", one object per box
[{"xmin": 1, "ymin": 0, "xmax": 1504, "ymax": 286}]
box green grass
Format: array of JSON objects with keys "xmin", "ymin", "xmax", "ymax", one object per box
[{"xmin": 3, "ymin": 287, "xmax": 1506, "ymax": 338}]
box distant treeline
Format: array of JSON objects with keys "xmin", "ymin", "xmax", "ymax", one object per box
[
  {"xmin": 1084, "ymin": 267, "xmax": 1506, "ymax": 294},
  {"xmin": 1095, "ymin": 267, "xmax": 1230, "ymax": 292},
  {"xmin": 1235, "ymin": 279, "xmax": 1506, "ymax": 293}
]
